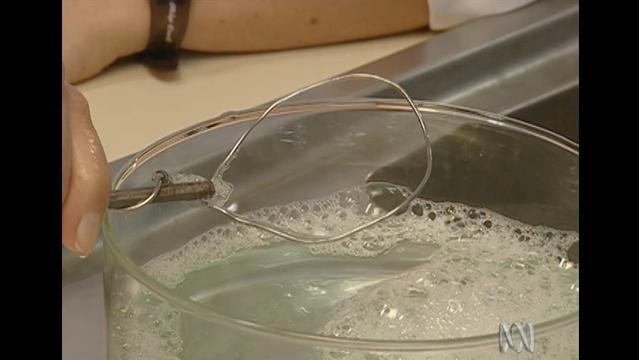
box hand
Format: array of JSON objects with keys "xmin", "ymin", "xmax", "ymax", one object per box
[{"xmin": 62, "ymin": 66, "xmax": 111, "ymax": 256}]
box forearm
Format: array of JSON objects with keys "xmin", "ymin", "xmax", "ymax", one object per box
[
  {"xmin": 63, "ymin": 0, "xmax": 429, "ymax": 83},
  {"xmin": 183, "ymin": 0, "xmax": 429, "ymax": 52}
]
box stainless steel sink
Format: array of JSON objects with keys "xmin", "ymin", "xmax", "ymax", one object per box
[
  {"xmin": 321, "ymin": 0, "xmax": 578, "ymax": 142},
  {"xmin": 62, "ymin": 1, "xmax": 578, "ymax": 358},
  {"xmin": 508, "ymin": 85, "xmax": 578, "ymax": 142}
]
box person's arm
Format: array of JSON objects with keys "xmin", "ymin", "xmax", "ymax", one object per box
[
  {"xmin": 63, "ymin": 0, "xmax": 429, "ymax": 83},
  {"xmin": 182, "ymin": 0, "xmax": 429, "ymax": 52}
]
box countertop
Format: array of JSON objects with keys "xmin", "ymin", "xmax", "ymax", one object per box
[{"xmin": 77, "ymin": 31, "xmax": 432, "ymax": 162}]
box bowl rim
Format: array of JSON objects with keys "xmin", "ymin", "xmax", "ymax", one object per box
[{"xmin": 103, "ymin": 98, "xmax": 578, "ymax": 352}]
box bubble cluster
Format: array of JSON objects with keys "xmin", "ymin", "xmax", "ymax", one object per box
[
  {"xmin": 143, "ymin": 185, "xmax": 404, "ymax": 287},
  {"xmin": 111, "ymin": 187, "xmax": 578, "ymax": 359},
  {"xmin": 320, "ymin": 212, "xmax": 579, "ymax": 340},
  {"xmin": 168, "ymin": 173, "xmax": 209, "ymax": 184},
  {"xmin": 109, "ymin": 287, "xmax": 183, "ymax": 360}
]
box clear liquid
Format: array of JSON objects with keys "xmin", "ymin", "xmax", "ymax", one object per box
[{"xmin": 109, "ymin": 198, "xmax": 578, "ymax": 359}]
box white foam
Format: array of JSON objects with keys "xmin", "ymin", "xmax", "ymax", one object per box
[
  {"xmin": 168, "ymin": 172, "xmax": 208, "ymax": 184},
  {"xmin": 320, "ymin": 221, "xmax": 578, "ymax": 340},
  {"xmin": 111, "ymin": 189, "xmax": 578, "ymax": 359}
]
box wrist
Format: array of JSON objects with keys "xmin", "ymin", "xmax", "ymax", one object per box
[
  {"xmin": 115, "ymin": 0, "xmax": 151, "ymax": 56},
  {"xmin": 62, "ymin": 0, "xmax": 151, "ymax": 82}
]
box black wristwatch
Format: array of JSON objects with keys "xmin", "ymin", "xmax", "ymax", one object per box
[{"xmin": 138, "ymin": 0, "xmax": 191, "ymax": 70}]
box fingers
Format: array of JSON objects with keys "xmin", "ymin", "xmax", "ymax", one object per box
[
  {"xmin": 62, "ymin": 76, "xmax": 71, "ymax": 203},
  {"xmin": 62, "ymin": 84, "xmax": 111, "ymax": 257}
]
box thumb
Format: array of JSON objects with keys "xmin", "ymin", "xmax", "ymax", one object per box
[{"xmin": 62, "ymin": 84, "xmax": 111, "ymax": 257}]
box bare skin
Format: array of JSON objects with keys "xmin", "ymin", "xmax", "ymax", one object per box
[
  {"xmin": 62, "ymin": 67, "xmax": 111, "ymax": 256},
  {"xmin": 63, "ymin": 0, "xmax": 429, "ymax": 83}
]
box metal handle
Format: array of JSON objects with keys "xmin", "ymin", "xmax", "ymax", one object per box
[{"xmin": 109, "ymin": 170, "xmax": 216, "ymax": 210}]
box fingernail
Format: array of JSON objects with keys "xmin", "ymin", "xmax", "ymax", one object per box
[{"xmin": 74, "ymin": 213, "xmax": 102, "ymax": 257}]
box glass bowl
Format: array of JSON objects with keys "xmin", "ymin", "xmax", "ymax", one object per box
[{"xmin": 103, "ymin": 99, "xmax": 578, "ymax": 359}]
